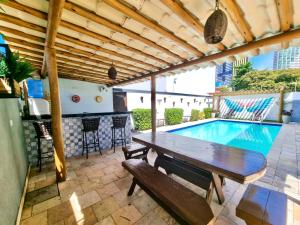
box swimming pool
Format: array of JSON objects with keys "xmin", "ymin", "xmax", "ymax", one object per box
[{"xmin": 168, "ymin": 120, "xmax": 281, "ymax": 156}]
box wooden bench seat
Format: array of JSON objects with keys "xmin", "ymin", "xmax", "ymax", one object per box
[
  {"xmin": 154, "ymin": 154, "xmax": 225, "ymax": 204},
  {"xmin": 122, "ymin": 143, "xmax": 150, "ymax": 162},
  {"xmin": 236, "ymin": 184, "xmax": 288, "ymax": 225},
  {"xmin": 122, "ymin": 159, "xmax": 215, "ymax": 225}
]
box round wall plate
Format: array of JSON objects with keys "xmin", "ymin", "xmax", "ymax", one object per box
[
  {"xmin": 95, "ymin": 96, "xmax": 103, "ymax": 103},
  {"xmin": 71, "ymin": 95, "xmax": 80, "ymax": 103}
]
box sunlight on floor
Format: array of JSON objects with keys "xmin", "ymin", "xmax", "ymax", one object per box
[{"xmin": 69, "ymin": 192, "xmax": 85, "ymax": 225}]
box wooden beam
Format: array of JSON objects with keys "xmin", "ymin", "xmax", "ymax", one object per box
[
  {"xmin": 63, "ymin": 1, "xmax": 184, "ymax": 61},
  {"xmin": 4, "ymin": 35, "xmax": 142, "ymax": 75},
  {"xmin": 56, "ymin": 34, "xmax": 153, "ymax": 71},
  {"xmin": 221, "ymin": 0, "xmax": 253, "ymax": 43},
  {"xmin": 1, "ymin": 1, "xmax": 171, "ymax": 65},
  {"xmin": 1, "ymin": 0, "xmax": 47, "ymax": 19},
  {"xmin": 275, "ymin": 0, "xmax": 293, "ymax": 49},
  {"xmin": 44, "ymin": 0, "xmax": 66, "ymax": 182},
  {"xmin": 0, "ymin": 12, "xmax": 45, "ymax": 33},
  {"xmin": 41, "ymin": 0, "xmax": 65, "ymax": 76},
  {"xmin": 58, "ymin": 73, "xmax": 112, "ymax": 84},
  {"xmin": 278, "ymin": 86, "xmax": 285, "ymax": 122},
  {"xmin": 111, "ymin": 28, "xmax": 300, "ymax": 86},
  {"xmin": 25, "ymin": 58, "xmax": 123, "ymax": 82},
  {"xmin": 151, "ymin": 74, "xmax": 156, "ymax": 133},
  {"xmin": 10, "ymin": 45, "xmax": 135, "ymax": 77},
  {"xmin": 60, "ymin": 20, "xmax": 170, "ymax": 65},
  {"xmin": 161, "ymin": 0, "xmax": 225, "ymax": 51},
  {"xmin": 45, "ymin": 47, "xmax": 66, "ymax": 181},
  {"xmin": 103, "ymin": 0, "xmax": 203, "ymax": 57},
  {"xmin": 0, "ymin": 14, "xmax": 152, "ymax": 73}
]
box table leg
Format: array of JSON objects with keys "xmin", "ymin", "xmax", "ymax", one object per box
[{"xmin": 212, "ymin": 172, "xmax": 225, "ymax": 204}]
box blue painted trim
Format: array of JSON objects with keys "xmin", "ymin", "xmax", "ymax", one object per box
[{"xmin": 167, "ymin": 119, "xmax": 281, "ymax": 133}]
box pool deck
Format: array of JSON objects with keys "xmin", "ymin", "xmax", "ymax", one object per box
[{"xmin": 20, "ymin": 119, "xmax": 300, "ymax": 225}]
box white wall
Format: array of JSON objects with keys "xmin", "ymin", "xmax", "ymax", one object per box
[
  {"xmin": 120, "ymin": 66, "xmax": 216, "ymax": 95},
  {"xmin": 127, "ymin": 92, "xmax": 211, "ymax": 119},
  {"xmin": 43, "ymin": 78, "xmax": 113, "ymax": 114}
]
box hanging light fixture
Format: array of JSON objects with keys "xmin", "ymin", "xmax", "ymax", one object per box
[
  {"xmin": 204, "ymin": 0, "xmax": 228, "ymax": 44},
  {"xmin": 108, "ymin": 63, "xmax": 117, "ymax": 80}
]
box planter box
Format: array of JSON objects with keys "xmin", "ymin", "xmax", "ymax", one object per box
[{"xmin": 282, "ymin": 115, "xmax": 291, "ymax": 124}]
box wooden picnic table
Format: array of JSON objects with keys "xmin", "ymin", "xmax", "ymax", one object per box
[{"xmin": 133, "ymin": 132, "xmax": 267, "ymax": 204}]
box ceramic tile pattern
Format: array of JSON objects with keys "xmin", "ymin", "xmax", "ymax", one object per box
[
  {"xmin": 22, "ymin": 114, "xmax": 132, "ymax": 164},
  {"xmin": 21, "ymin": 122, "xmax": 300, "ymax": 225}
]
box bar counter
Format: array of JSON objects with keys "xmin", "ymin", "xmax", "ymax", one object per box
[{"xmin": 22, "ymin": 112, "xmax": 132, "ymax": 164}]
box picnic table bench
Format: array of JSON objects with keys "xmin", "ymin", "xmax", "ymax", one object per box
[
  {"xmin": 236, "ymin": 184, "xmax": 300, "ymax": 225},
  {"xmin": 122, "ymin": 159, "xmax": 215, "ymax": 225},
  {"xmin": 133, "ymin": 132, "xmax": 267, "ymax": 204}
]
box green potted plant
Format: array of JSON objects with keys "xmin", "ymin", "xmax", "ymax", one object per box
[
  {"xmin": 282, "ymin": 110, "xmax": 293, "ymax": 124},
  {"xmin": 0, "ymin": 51, "xmax": 35, "ymax": 97}
]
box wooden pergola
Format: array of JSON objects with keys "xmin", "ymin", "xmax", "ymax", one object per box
[{"xmin": 1, "ymin": 0, "xmax": 299, "ymax": 181}]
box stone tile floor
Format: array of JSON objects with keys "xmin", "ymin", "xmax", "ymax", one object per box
[{"xmin": 21, "ymin": 123, "xmax": 300, "ymax": 225}]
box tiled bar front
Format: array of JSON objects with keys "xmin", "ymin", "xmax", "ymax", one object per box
[{"xmin": 22, "ymin": 112, "xmax": 132, "ymax": 165}]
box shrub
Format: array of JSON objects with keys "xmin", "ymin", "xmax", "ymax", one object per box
[
  {"xmin": 190, "ymin": 109, "xmax": 199, "ymax": 121},
  {"xmin": 203, "ymin": 108, "xmax": 213, "ymax": 119},
  {"xmin": 132, "ymin": 108, "xmax": 151, "ymax": 130},
  {"xmin": 198, "ymin": 111, "xmax": 205, "ymax": 120},
  {"xmin": 164, "ymin": 108, "xmax": 183, "ymax": 125}
]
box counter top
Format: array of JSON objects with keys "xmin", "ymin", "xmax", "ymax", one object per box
[{"xmin": 22, "ymin": 111, "xmax": 132, "ymax": 120}]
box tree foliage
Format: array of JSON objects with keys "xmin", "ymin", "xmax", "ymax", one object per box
[
  {"xmin": 232, "ymin": 69, "xmax": 300, "ymax": 91},
  {"xmin": 4, "ymin": 52, "xmax": 36, "ymax": 82}
]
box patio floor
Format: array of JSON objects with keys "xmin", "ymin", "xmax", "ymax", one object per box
[{"xmin": 20, "ymin": 122, "xmax": 300, "ymax": 225}]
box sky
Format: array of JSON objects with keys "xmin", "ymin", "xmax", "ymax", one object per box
[{"xmin": 250, "ymin": 51, "xmax": 274, "ymax": 70}]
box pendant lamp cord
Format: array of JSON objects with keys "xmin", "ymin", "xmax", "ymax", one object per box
[{"xmin": 215, "ymin": 0, "xmax": 220, "ymax": 10}]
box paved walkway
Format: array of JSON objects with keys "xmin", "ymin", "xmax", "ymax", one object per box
[{"xmin": 20, "ymin": 122, "xmax": 300, "ymax": 225}]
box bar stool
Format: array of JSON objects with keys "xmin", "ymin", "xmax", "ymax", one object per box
[
  {"xmin": 82, "ymin": 117, "xmax": 101, "ymax": 159},
  {"xmin": 33, "ymin": 121, "xmax": 53, "ymax": 172},
  {"xmin": 111, "ymin": 116, "xmax": 127, "ymax": 152}
]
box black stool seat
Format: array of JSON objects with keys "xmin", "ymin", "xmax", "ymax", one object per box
[
  {"xmin": 33, "ymin": 121, "xmax": 53, "ymax": 172},
  {"xmin": 111, "ymin": 116, "xmax": 127, "ymax": 152},
  {"xmin": 122, "ymin": 143, "xmax": 150, "ymax": 163},
  {"xmin": 82, "ymin": 117, "xmax": 101, "ymax": 158}
]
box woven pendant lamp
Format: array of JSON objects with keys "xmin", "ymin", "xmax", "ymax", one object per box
[
  {"xmin": 108, "ymin": 63, "xmax": 117, "ymax": 80},
  {"xmin": 204, "ymin": 0, "xmax": 228, "ymax": 44}
]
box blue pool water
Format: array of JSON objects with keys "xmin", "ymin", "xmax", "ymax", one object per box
[{"xmin": 168, "ymin": 120, "xmax": 281, "ymax": 156}]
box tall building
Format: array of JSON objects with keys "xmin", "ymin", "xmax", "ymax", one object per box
[
  {"xmin": 273, "ymin": 47, "xmax": 300, "ymax": 70},
  {"xmin": 215, "ymin": 62, "xmax": 233, "ymax": 88},
  {"xmin": 215, "ymin": 57, "xmax": 248, "ymax": 89}
]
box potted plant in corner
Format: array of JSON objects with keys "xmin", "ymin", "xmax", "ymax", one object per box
[
  {"xmin": 0, "ymin": 50, "xmax": 35, "ymax": 97},
  {"xmin": 282, "ymin": 110, "xmax": 293, "ymax": 124}
]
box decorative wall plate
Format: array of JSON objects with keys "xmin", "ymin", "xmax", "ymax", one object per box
[
  {"xmin": 95, "ymin": 96, "xmax": 103, "ymax": 103},
  {"xmin": 71, "ymin": 95, "xmax": 80, "ymax": 103}
]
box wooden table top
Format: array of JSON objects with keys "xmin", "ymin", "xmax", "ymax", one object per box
[{"xmin": 133, "ymin": 132, "xmax": 267, "ymax": 184}]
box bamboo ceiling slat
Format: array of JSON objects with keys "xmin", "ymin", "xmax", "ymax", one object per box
[
  {"xmin": 60, "ymin": 20, "xmax": 170, "ymax": 65},
  {"xmin": 63, "ymin": 1, "xmax": 184, "ymax": 60},
  {"xmin": 31, "ymin": 62, "xmax": 119, "ymax": 83},
  {"xmin": 0, "ymin": 0, "xmax": 299, "ymax": 86},
  {"xmin": 12, "ymin": 45, "xmax": 136, "ymax": 77},
  {"xmin": 1, "ymin": 0, "xmax": 175, "ymax": 66},
  {"xmin": 0, "ymin": 13, "xmax": 155, "ymax": 73},
  {"xmin": 103, "ymin": 0, "xmax": 203, "ymax": 57},
  {"xmin": 161, "ymin": 0, "xmax": 225, "ymax": 51},
  {"xmin": 19, "ymin": 53, "xmax": 132, "ymax": 79},
  {"xmin": 275, "ymin": 0, "xmax": 293, "ymax": 49},
  {"xmin": 4, "ymin": 35, "xmax": 144, "ymax": 75},
  {"xmin": 25, "ymin": 58, "xmax": 130, "ymax": 80}
]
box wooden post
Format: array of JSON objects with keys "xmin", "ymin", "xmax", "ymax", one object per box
[
  {"xmin": 151, "ymin": 75, "xmax": 156, "ymax": 133},
  {"xmin": 278, "ymin": 86, "xmax": 285, "ymax": 123},
  {"xmin": 45, "ymin": 47, "xmax": 66, "ymax": 181}
]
